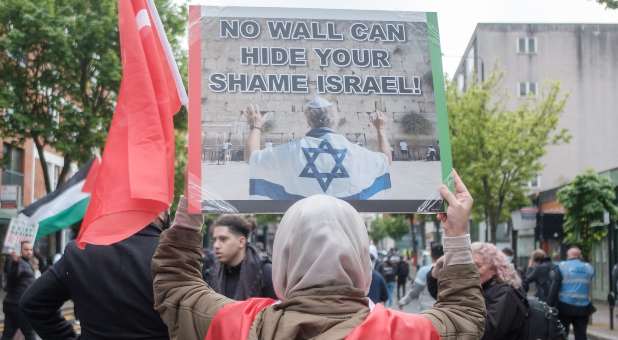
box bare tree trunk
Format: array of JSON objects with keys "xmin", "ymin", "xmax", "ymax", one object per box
[
  {"xmin": 489, "ymin": 212, "xmax": 498, "ymax": 244},
  {"xmin": 56, "ymin": 155, "xmax": 73, "ymax": 189},
  {"xmin": 508, "ymin": 218, "xmax": 517, "ymax": 259},
  {"xmin": 32, "ymin": 136, "xmax": 52, "ymax": 194}
]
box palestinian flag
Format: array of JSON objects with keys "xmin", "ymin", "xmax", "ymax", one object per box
[{"xmin": 19, "ymin": 159, "xmax": 97, "ymax": 239}]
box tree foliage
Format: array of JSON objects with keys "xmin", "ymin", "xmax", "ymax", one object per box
[
  {"xmin": 385, "ymin": 215, "xmax": 410, "ymax": 242},
  {"xmin": 447, "ymin": 72, "xmax": 570, "ymax": 242},
  {"xmin": 255, "ymin": 214, "xmax": 282, "ymax": 226},
  {"xmin": 369, "ymin": 217, "xmax": 388, "ymax": 244},
  {"xmin": 597, "ymin": 0, "xmax": 618, "ymax": 9},
  {"xmin": 370, "ymin": 215, "xmax": 410, "ymax": 244},
  {"xmin": 557, "ymin": 170, "xmax": 617, "ymax": 260},
  {"xmin": 0, "ymin": 0, "xmax": 186, "ymax": 193}
]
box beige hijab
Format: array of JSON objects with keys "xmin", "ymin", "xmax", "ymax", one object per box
[{"xmin": 272, "ymin": 194, "xmax": 372, "ymax": 300}]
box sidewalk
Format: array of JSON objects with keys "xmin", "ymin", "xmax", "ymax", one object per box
[{"xmin": 586, "ymin": 302, "xmax": 618, "ymax": 340}]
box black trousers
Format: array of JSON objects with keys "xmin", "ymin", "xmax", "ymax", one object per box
[
  {"xmin": 1, "ymin": 302, "xmax": 36, "ymax": 340},
  {"xmin": 559, "ymin": 313, "xmax": 588, "ymax": 340},
  {"xmin": 397, "ymin": 281, "xmax": 406, "ymax": 299}
]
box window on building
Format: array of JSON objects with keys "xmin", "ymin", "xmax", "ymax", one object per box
[
  {"xmin": 518, "ymin": 82, "xmax": 538, "ymax": 97},
  {"xmin": 527, "ymin": 175, "xmax": 541, "ymax": 189},
  {"xmin": 528, "ymin": 82, "xmax": 537, "ymax": 95},
  {"xmin": 517, "ymin": 37, "xmax": 537, "ymax": 54},
  {"xmin": 519, "ymin": 82, "xmax": 527, "ymax": 97},
  {"xmin": 528, "ymin": 38, "xmax": 537, "ymax": 53},
  {"xmin": 464, "ymin": 46, "xmax": 476, "ymax": 80},
  {"xmin": 1, "ymin": 143, "xmax": 25, "ymax": 186},
  {"xmin": 47, "ymin": 163, "xmax": 63, "ymax": 190},
  {"xmin": 518, "ymin": 38, "xmax": 527, "ymax": 53}
]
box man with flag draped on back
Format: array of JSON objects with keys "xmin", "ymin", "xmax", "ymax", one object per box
[
  {"xmin": 18, "ymin": 1, "xmax": 186, "ymax": 339},
  {"xmin": 246, "ymin": 96, "xmax": 393, "ymax": 200}
]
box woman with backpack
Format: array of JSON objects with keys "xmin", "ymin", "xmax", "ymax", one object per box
[
  {"xmin": 471, "ymin": 242, "xmax": 530, "ymax": 340},
  {"xmin": 426, "ymin": 243, "xmax": 566, "ymax": 340}
]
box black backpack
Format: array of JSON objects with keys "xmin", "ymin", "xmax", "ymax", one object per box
[{"xmin": 524, "ymin": 297, "xmax": 567, "ymax": 340}]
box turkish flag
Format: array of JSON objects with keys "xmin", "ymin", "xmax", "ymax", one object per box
[{"xmin": 77, "ymin": 0, "xmax": 186, "ymax": 248}]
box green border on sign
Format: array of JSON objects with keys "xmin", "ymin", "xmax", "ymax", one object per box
[{"xmin": 426, "ymin": 12, "xmax": 453, "ymax": 190}]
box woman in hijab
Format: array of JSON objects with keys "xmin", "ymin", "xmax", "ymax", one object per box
[{"xmin": 152, "ymin": 171, "xmax": 485, "ymax": 340}]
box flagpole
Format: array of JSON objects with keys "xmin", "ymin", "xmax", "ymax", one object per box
[{"xmin": 146, "ymin": 0, "xmax": 188, "ymax": 106}]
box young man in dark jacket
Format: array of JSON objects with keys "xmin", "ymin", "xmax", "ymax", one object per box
[
  {"xmin": 2, "ymin": 241, "xmax": 36, "ymax": 340},
  {"xmin": 19, "ymin": 217, "xmax": 170, "ymax": 340},
  {"xmin": 209, "ymin": 215, "xmax": 276, "ymax": 300}
]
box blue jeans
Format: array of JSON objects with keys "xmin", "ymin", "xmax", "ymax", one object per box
[{"xmin": 386, "ymin": 282, "xmax": 396, "ymax": 306}]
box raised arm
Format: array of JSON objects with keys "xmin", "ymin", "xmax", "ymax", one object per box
[
  {"xmin": 244, "ymin": 104, "xmax": 264, "ymax": 162},
  {"xmin": 152, "ymin": 197, "xmax": 233, "ymax": 340},
  {"xmin": 370, "ymin": 112, "xmax": 392, "ymax": 165},
  {"xmin": 420, "ymin": 171, "xmax": 486, "ymax": 340}
]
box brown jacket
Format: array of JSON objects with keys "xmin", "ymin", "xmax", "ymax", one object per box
[{"xmin": 152, "ymin": 227, "xmax": 485, "ymax": 340}]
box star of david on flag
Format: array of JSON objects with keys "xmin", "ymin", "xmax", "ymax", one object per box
[
  {"xmin": 249, "ymin": 132, "xmax": 391, "ymax": 200},
  {"xmin": 299, "ymin": 140, "xmax": 349, "ymax": 191}
]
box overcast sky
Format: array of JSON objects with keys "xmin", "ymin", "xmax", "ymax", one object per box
[{"xmin": 180, "ymin": 0, "xmax": 617, "ymax": 75}]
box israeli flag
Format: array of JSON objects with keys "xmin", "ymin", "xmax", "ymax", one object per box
[{"xmin": 249, "ymin": 128, "xmax": 391, "ymax": 200}]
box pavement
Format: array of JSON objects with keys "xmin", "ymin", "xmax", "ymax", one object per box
[{"xmin": 585, "ymin": 302, "xmax": 618, "ymax": 340}]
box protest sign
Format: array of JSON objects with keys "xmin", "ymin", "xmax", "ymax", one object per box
[
  {"xmin": 187, "ymin": 6, "xmax": 452, "ymax": 213},
  {"xmin": 2, "ymin": 214, "xmax": 37, "ymax": 254}
]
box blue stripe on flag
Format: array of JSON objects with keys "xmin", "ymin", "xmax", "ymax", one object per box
[
  {"xmin": 342, "ymin": 174, "xmax": 391, "ymax": 200},
  {"xmin": 250, "ymin": 173, "xmax": 391, "ymax": 200}
]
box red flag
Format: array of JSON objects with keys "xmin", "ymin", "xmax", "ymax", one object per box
[{"xmin": 77, "ymin": 0, "xmax": 187, "ymax": 248}]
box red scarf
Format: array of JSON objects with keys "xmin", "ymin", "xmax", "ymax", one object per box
[{"xmin": 205, "ymin": 298, "xmax": 440, "ymax": 340}]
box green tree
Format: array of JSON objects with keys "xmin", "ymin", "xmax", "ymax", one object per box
[
  {"xmin": 597, "ymin": 0, "xmax": 618, "ymax": 9},
  {"xmin": 369, "ymin": 217, "xmax": 388, "ymax": 245},
  {"xmin": 0, "ymin": 0, "xmax": 186, "ymax": 193},
  {"xmin": 447, "ymin": 73, "xmax": 570, "ymax": 242},
  {"xmin": 557, "ymin": 170, "xmax": 618, "ymax": 260},
  {"xmin": 384, "ymin": 215, "xmax": 410, "ymax": 243},
  {"xmin": 255, "ymin": 214, "xmax": 282, "ymax": 226},
  {"xmin": 370, "ymin": 215, "xmax": 410, "ymax": 244}
]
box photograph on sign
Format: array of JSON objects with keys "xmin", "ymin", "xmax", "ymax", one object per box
[{"xmin": 187, "ymin": 7, "xmax": 452, "ymax": 213}]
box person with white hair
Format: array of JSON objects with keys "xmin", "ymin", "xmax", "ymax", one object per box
[
  {"xmin": 469, "ymin": 242, "xmax": 529, "ymax": 340},
  {"xmin": 244, "ymin": 97, "xmax": 392, "ymax": 200},
  {"xmin": 152, "ymin": 171, "xmax": 486, "ymax": 339}
]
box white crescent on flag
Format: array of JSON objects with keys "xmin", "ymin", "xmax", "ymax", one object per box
[{"xmin": 135, "ymin": 9, "xmax": 151, "ymax": 31}]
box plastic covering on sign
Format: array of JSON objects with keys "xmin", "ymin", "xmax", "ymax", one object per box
[
  {"xmin": 416, "ymin": 171, "xmax": 451, "ymax": 213},
  {"xmin": 186, "ymin": 6, "xmax": 451, "ymax": 214}
]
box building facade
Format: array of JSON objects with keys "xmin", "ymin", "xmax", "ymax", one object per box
[
  {"xmin": 0, "ymin": 138, "xmax": 72, "ymax": 261},
  {"xmin": 454, "ymin": 23, "xmax": 618, "ymax": 300}
]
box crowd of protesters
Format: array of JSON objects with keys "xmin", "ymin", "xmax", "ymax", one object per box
[{"xmin": 0, "ymin": 171, "xmax": 601, "ymax": 340}]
